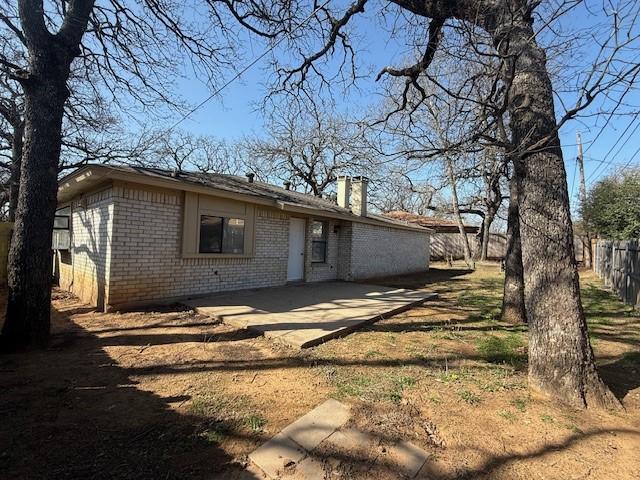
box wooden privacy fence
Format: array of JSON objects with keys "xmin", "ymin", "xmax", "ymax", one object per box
[{"xmin": 593, "ymin": 239, "xmax": 640, "ymax": 309}]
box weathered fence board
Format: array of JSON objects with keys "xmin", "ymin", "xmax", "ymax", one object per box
[{"xmin": 593, "ymin": 239, "xmax": 640, "ymax": 309}]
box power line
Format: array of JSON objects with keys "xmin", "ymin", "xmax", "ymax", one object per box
[
  {"xmin": 585, "ymin": 156, "xmax": 635, "ymax": 168},
  {"xmin": 595, "ymin": 112, "xmax": 640, "ymax": 164},
  {"xmin": 587, "ymin": 139, "xmax": 640, "ymax": 185},
  {"xmin": 569, "ymin": 155, "xmax": 578, "ymax": 201},
  {"xmin": 619, "ymin": 142, "xmax": 640, "ymax": 171},
  {"xmin": 167, "ymin": 0, "xmax": 332, "ymax": 132},
  {"xmin": 585, "ymin": 116, "xmax": 640, "ymax": 183}
]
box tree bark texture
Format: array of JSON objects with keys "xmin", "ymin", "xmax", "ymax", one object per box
[
  {"xmin": 8, "ymin": 121, "xmax": 24, "ymax": 222},
  {"xmin": 501, "ymin": 175, "xmax": 526, "ymax": 324},
  {"xmin": 2, "ymin": 0, "xmax": 95, "ymax": 349},
  {"xmin": 390, "ymin": 0, "xmax": 618, "ymax": 407},
  {"xmin": 2, "ymin": 79, "xmax": 68, "ymax": 348},
  {"xmin": 496, "ymin": 18, "xmax": 618, "ymax": 408}
]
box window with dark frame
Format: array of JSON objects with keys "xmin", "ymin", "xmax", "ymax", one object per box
[
  {"xmin": 199, "ymin": 215, "xmax": 245, "ymax": 254},
  {"xmin": 52, "ymin": 206, "xmax": 71, "ymax": 250},
  {"xmin": 311, "ymin": 220, "xmax": 328, "ymax": 263}
]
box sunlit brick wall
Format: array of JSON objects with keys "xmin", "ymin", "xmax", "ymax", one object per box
[
  {"xmin": 348, "ymin": 223, "xmax": 429, "ymax": 279},
  {"xmin": 106, "ymin": 184, "xmax": 289, "ymax": 309},
  {"xmin": 63, "ymin": 188, "xmax": 114, "ymax": 309}
]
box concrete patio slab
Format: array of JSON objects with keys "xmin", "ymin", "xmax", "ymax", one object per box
[{"xmin": 184, "ymin": 281, "xmax": 436, "ymax": 348}]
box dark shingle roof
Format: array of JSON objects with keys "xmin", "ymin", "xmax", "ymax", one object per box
[
  {"xmin": 59, "ymin": 165, "xmax": 429, "ymax": 232},
  {"xmin": 384, "ymin": 211, "xmax": 477, "ymax": 233},
  {"xmin": 121, "ymin": 166, "xmax": 353, "ymax": 215}
]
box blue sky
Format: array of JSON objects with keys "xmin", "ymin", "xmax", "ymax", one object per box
[{"xmin": 163, "ymin": 1, "xmax": 640, "ymax": 213}]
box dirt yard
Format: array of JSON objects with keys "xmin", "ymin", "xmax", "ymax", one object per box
[{"xmin": 1, "ymin": 263, "xmax": 639, "ymax": 479}]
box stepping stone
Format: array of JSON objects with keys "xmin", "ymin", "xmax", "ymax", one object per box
[
  {"xmin": 248, "ymin": 399, "xmax": 429, "ymax": 479},
  {"xmin": 279, "ymin": 399, "xmax": 350, "ymax": 451},
  {"xmin": 385, "ymin": 440, "xmax": 430, "ymax": 478},
  {"xmin": 249, "ymin": 399, "xmax": 350, "ymax": 479},
  {"xmin": 292, "ymin": 456, "xmax": 332, "ymax": 479},
  {"xmin": 248, "ymin": 432, "xmax": 306, "ymax": 479},
  {"xmin": 324, "ymin": 427, "xmax": 379, "ymax": 454}
]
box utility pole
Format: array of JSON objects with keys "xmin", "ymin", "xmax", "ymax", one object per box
[
  {"xmin": 577, "ymin": 132, "xmax": 587, "ymax": 205},
  {"xmin": 576, "ymin": 131, "xmax": 592, "ymax": 268}
]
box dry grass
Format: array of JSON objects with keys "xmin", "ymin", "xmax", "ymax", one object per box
[{"xmin": 1, "ymin": 263, "xmax": 639, "ymax": 479}]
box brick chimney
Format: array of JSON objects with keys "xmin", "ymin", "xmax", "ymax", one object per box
[
  {"xmin": 337, "ymin": 175, "xmax": 351, "ymax": 209},
  {"xmin": 351, "ymin": 176, "xmax": 368, "ymax": 217}
]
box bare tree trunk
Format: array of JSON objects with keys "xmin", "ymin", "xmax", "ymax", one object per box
[
  {"xmin": 446, "ymin": 157, "xmax": 475, "ymax": 270},
  {"xmin": 479, "ymin": 210, "xmax": 495, "ymax": 261},
  {"xmin": 1, "ymin": 0, "xmax": 94, "ymax": 350},
  {"xmin": 501, "ymin": 20, "xmax": 618, "ymax": 408},
  {"xmin": 582, "ymin": 235, "xmax": 593, "ymax": 269},
  {"xmin": 2, "ymin": 79, "xmax": 68, "ymax": 349},
  {"xmin": 501, "ymin": 175, "xmax": 526, "ymax": 324},
  {"xmin": 8, "ymin": 122, "xmax": 24, "ymax": 223}
]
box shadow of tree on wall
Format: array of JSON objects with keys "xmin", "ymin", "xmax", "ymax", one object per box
[
  {"xmin": 56, "ymin": 201, "xmax": 110, "ymax": 311},
  {"xmin": 0, "ymin": 303, "xmax": 258, "ymax": 480}
]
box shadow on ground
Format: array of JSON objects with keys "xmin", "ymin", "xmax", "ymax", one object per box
[{"xmin": 0, "ymin": 304, "xmax": 259, "ymax": 480}]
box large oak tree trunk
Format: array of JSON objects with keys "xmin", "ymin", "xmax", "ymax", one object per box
[
  {"xmin": 501, "ymin": 175, "xmax": 526, "ymax": 324},
  {"xmin": 8, "ymin": 121, "xmax": 24, "ymax": 223},
  {"xmin": 1, "ymin": 0, "xmax": 94, "ymax": 350},
  {"xmin": 499, "ymin": 20, "xmax": 618, "ymax": 408},
  {"xmin": 2, "ymin": 80, "xmax": 68, "ymax": 348}
]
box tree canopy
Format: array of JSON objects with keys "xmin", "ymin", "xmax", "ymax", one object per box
[{"xmin": 583, "ymin": 169, "xmax": 640, "ymax": 240}]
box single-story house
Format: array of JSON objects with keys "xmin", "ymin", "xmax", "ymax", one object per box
[
  {"xmin": 54, "ymin": 166, "xmax": 431, "ymax": 311},
  {"xmin": 384, "ymin": 211, "xmax": 506, "ymax": 260}
]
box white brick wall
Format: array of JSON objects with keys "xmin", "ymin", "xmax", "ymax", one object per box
[
  {"xmin": 348, "ymin": 222, "xmax": 430, "ymax": 279},
  {"xmin": 60, "ymin": 188, "xmax": 114, "ymax": 308},
  {"xmin": 107, "ymin": 185, "xmax": 289, "ymax": 307},
  {"xmin": 59, "ymin": 182, "xmax": 430, "ymax": 309}
]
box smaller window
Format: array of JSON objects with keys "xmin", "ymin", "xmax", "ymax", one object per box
[
  {"xmin": 53, "ymin": 216, "xmax": 69, "ymax": 229},
  {"xmin": 199, "ymin": 215, "xmax": 245, "ymax": 254},
  {"xmin": 52, "ymin": 206, "xmax": 71, "ymax": 250},
  {"xmin": 311, "ymin": 220, "xmax": 328, "ymax": 263}
]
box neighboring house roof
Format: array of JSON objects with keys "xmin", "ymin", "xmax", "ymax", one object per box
[
  {"xmin": 384, "ymin": 211, "xmax": 478, "ymax": 234},
  {"xmin": 58, "ymin": 165, "xmax": 429, "ymax": 233}
]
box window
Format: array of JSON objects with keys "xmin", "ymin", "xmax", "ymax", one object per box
[
  {"xmin": 199, "ymin": 215, "xmax": 245, "ymax": 254},
  {"xmin": 52, "ymin": 206, "xmax": 71, "ymax": 250},
  {"xmin": 311, "ymin": 220, "xmax": 327, "ymax": 263}
]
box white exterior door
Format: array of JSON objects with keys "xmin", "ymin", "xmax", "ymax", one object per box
[{"xmin": 287, "ymin": 218, "xmax": 305, "ymax": 281}]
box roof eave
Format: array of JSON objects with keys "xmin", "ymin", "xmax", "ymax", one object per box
[{"xmin": 58, "ymin": 166, "xmax": 430, "ymax": 233}]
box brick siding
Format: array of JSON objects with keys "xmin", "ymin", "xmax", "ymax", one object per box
[
  {"xmin": 59, "ymin": 182, "xmax": 430, "ymax": 310},
  {"xmin": 348, "ymin": 222, "xmax": 430, "ymax": 279},
  {"xmin": 60, "ymin": 188, "xmax": 114, "ymax": 308},
  {"xmin": 106, "ymin": 184, "xmax": 289, "ymax": 307}
]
